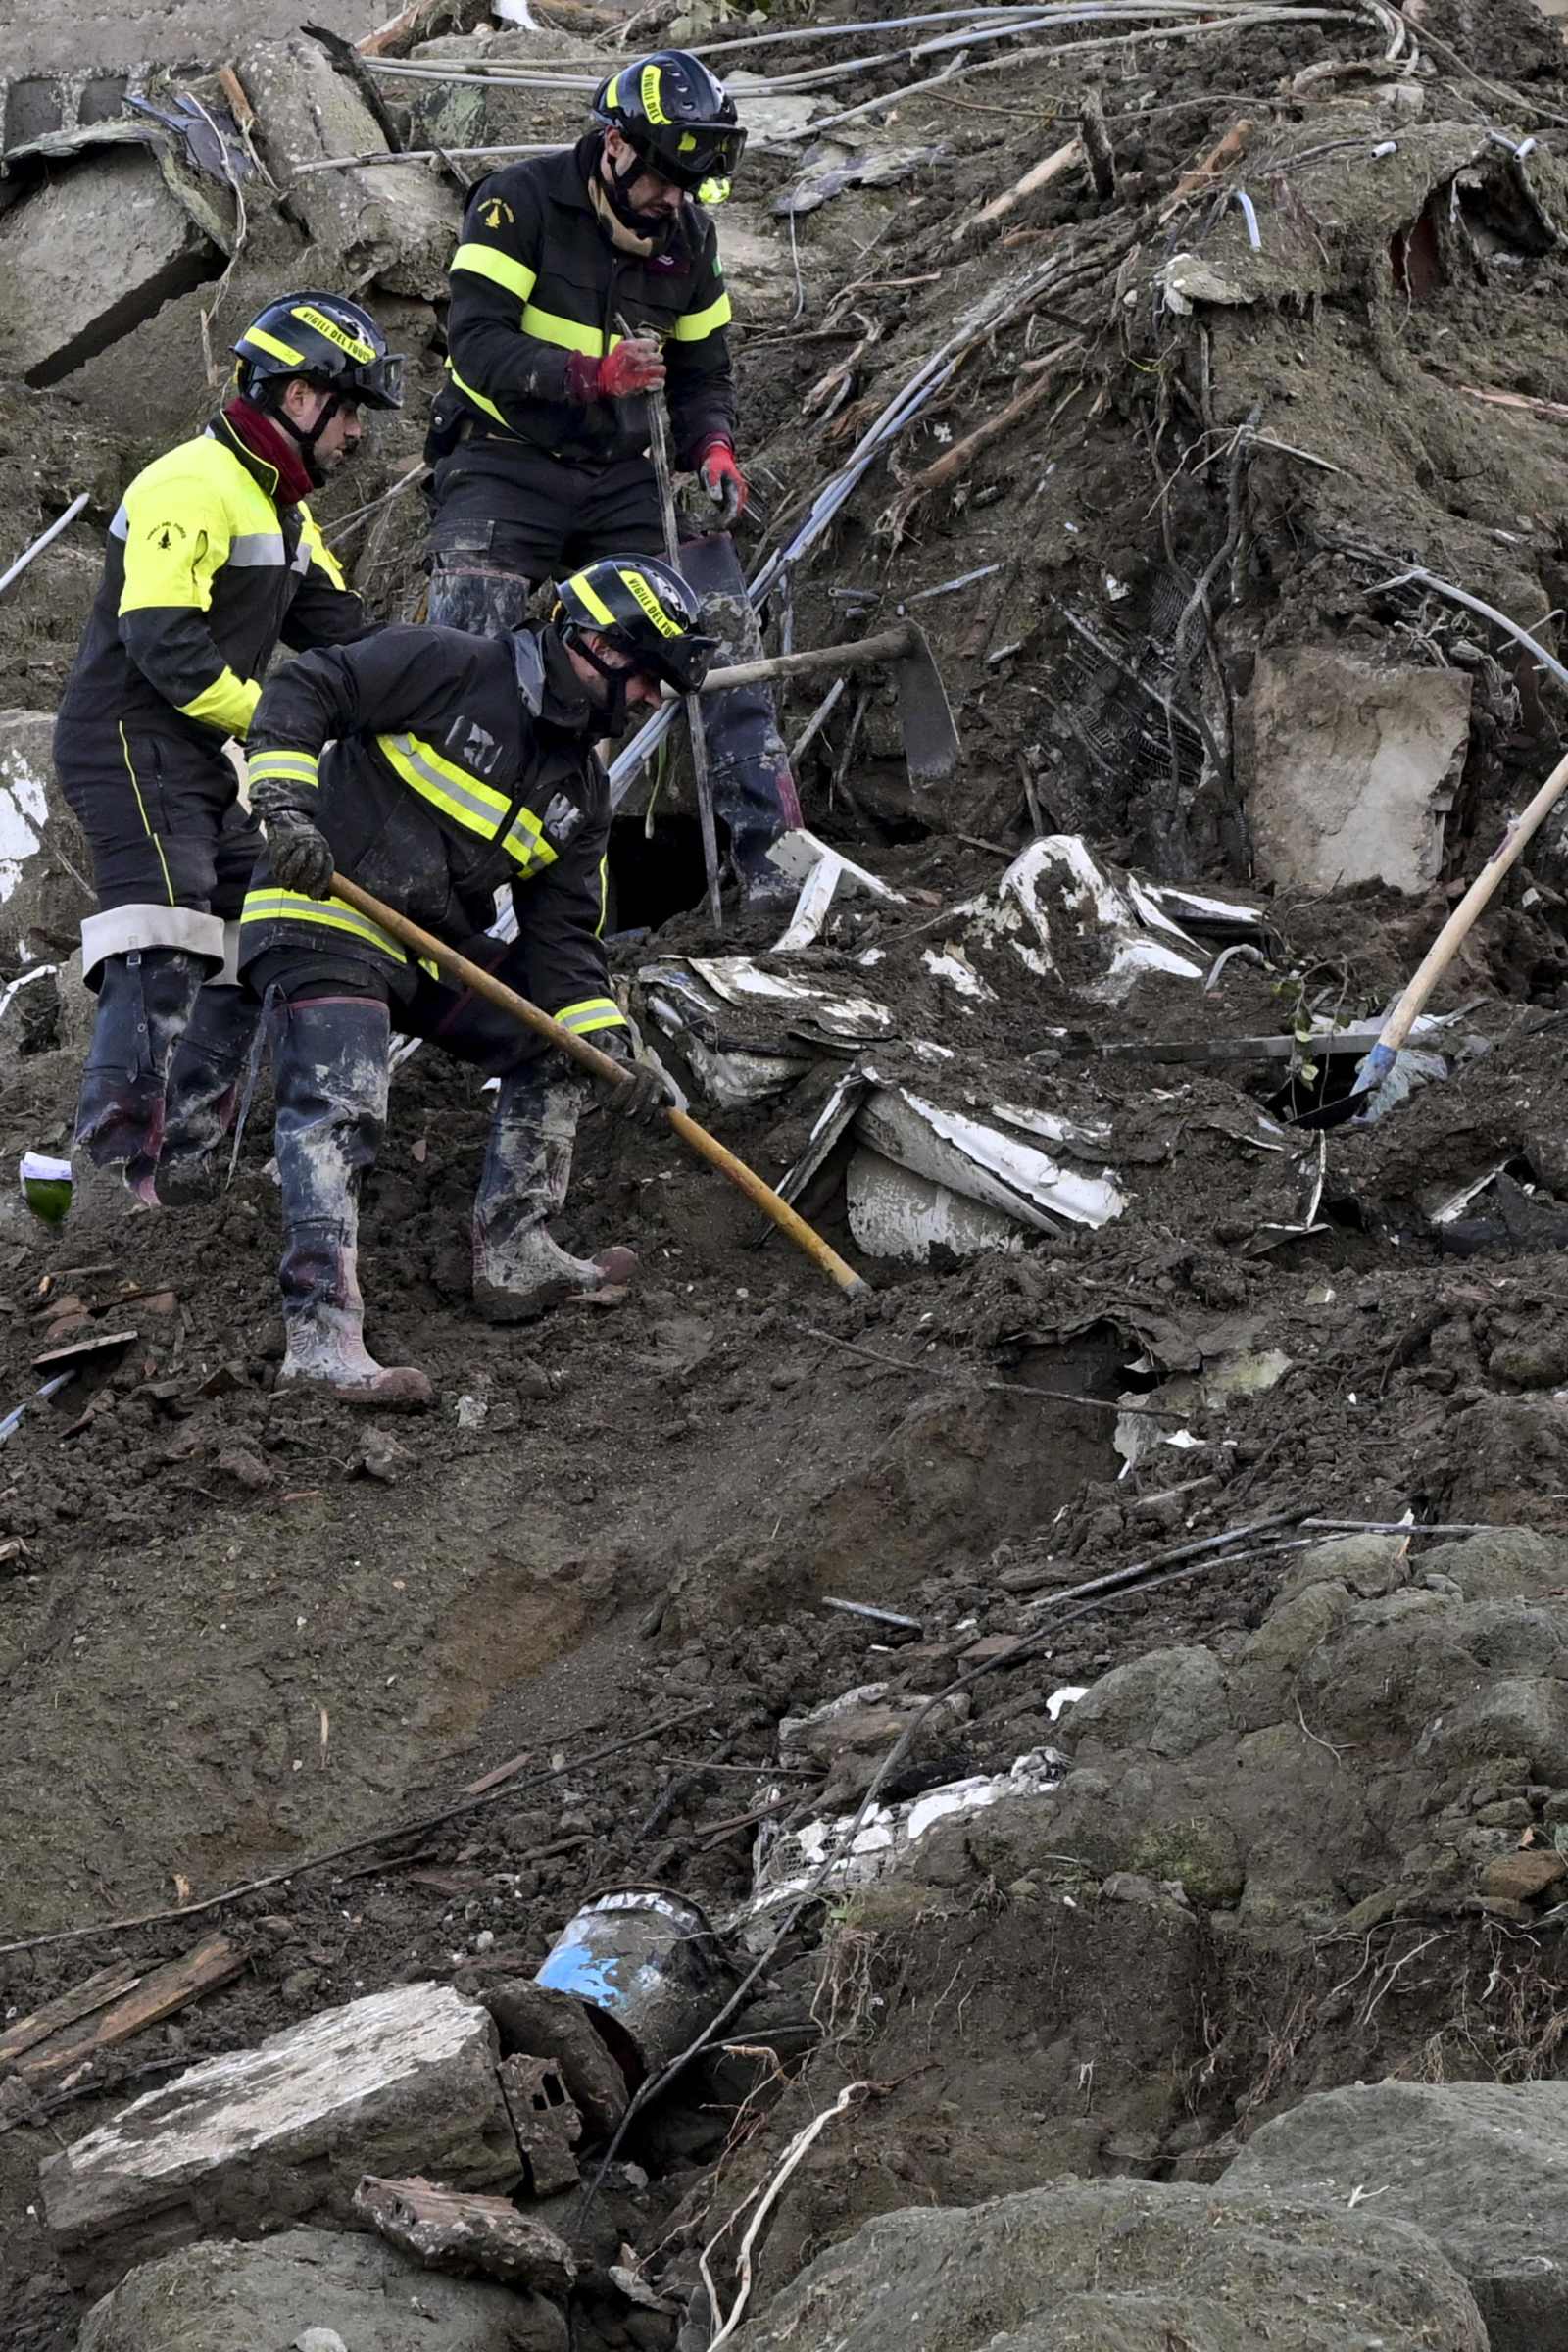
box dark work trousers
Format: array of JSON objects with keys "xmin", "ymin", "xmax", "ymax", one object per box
[
  {"xmin": 426, "ymin": 430, "xmax": 663, "ymax": 630},
  {"xmin": 54, "ymin": 715, "xmax": 263, "ymax": 919}
]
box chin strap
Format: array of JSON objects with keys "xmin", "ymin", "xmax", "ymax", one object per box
[
  {"xmin": 266, "ymin": 385, "xmax": 343, "ymax": 490},
  {"xmin": 563, "ymin": 627, "xmax": 632, "ymax": 737},
  {"xmin": 599, "ymin": 139, "xmax": 676, "ymax": 246}
]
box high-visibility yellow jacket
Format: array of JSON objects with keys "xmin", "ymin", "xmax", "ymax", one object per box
[
  {"xmin": 443, "ymin": 133, "xmax": 736, "ymax": 466},
  {"xmin": 57, "ymin": 410, "xmax": 368, "ymax": 750}
]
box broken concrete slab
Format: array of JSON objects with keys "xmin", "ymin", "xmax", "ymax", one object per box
[
  {"xmin": 499, "ymin": 2053, "xmax": 582, "ymax": 2195},
  {"xmin": 0, "ymin": 710, "xmax": 90, "ymax": 957},
  {"xmin": 76, "ymin": 2226, "xmax": 567, "ymax": 2352},
  {"xmin": 1224, "ymin": 2080, "xmax": 1568, "ymax": 2352},
  {"xmin": 0, "ymin": 149, "xmax": 220, "ymax": 387},
  {"xmin": 41, "ymin": 1982, "xmax": 519, "ymax": 2294},
  {"xmin": 355, "ymin": 2174, "xmax": 577, "ymax": 2293},
  {"xmin": 238, "ymin": 35, "xmax": 459, "ymax": 298},
  {"xmin": 1239, "ymin": 649, "xmax": 1472, "ymax": 895},
  {"xmin": 471, "ymin": 1978, "xmax": 628, "ymax": 2138}
]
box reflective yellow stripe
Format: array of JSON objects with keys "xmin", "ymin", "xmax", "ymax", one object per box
[
  {"xmin": 451, "ymin": 241, "xmax": 537, "ymax": 303},
  {"xmin": 377, "ymin": 731, "xmax": 513, "ymax": 832},
  {"xmin": 299, "ymin": 504, "xmax": 347, "ymax": 591},
  {"xmin": 244, "ymin": 324, "xmax": 305, "ymax": 367},
  {"xmin": 503, "ymin": 803, "xmax": 557, "ymax": 879},
  {"xmin": 596, "ymin": 853, "xmax": 609, "ymax": 940},
  {"xmin": 249, "ymin": 750, "xmax": 319, "ymax": 787},
  {"xmin": 119, "ymin": 721, "xmax": 173, "ymax": 906},
  {"xmin": 445, "ymin": 360, "xmax": 510, "ymax": 427},
  {"xmin": 179, "ymin": 669, "xmax": 261, "ymax": 739},
  {"xmin": 556, "ymin": 996, "xmax": 625, "ymax": 1035},
  {"xmin": 520, "ymin": 304, "xmax": 604, "ymax": 358},
  {"xmin": 240, "ymin": 888, "xmax": 408, "ymax": 962},
  {"xmin": 565, "ymin": 569, "xmax": 616, "ymax": 627},
  {"xmin": 673, "ymin": 290, "xmax": 731, "ymax": 343}
]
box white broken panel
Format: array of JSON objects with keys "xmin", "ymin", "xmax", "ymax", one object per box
[
  {"xmin": 1240, "ymin": 650, "xmax": 1473, "ymax": 896},
  {"xmin": 931, "ymin": 835, "xmax": 1262, "ymax": 1007},
  {"xmin": 0, "ymin": 721, "xmax": 51, "ymax": 905},
  {"xmin": 42, "ymin": 1984, "xmax": 519, "ymax": 2293},
  {"xmin": 640, "ymin": 956, "xmax": 894, "ymax": 1108},
  {"xmin": 740, "ymin": 1749, "xmax": 1067, "ymax": 1936},
  {"xmin": 858, "ymin": 1081, "xmax": 1125, "ymax": 1238},
  {"xmin": 847, "ymin": 1150, "xmax": 1028, "ymax": 1261}
]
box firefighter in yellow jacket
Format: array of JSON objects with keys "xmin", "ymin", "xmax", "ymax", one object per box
[{"xmin": 54, "ymin": 291, "xmax": 403, "ymax": 1205}]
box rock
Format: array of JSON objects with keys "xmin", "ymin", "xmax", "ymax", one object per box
[
  {"xmin": 475, "ymin": 1980, "xmax": 629, "ymax": 2138},
  {"xmin": 1490, "ymin": 1332, "xmax": 1568, "ymax": 1389},
  {"xmin": 1238, "ymin": 649, "xmax": 1472, "ymax": 895},
  {"xmin": 0, "ymin": 711, "xmax": 89, "ymax": 958},
  {"xmin": 1478, "ymin": 1849, "xmax": 1566, "ymax": 1902},
  {"xmin": 0, "ymin": 153, "xmax": 220, "ymax": 387},
  {"xmin": 1224, "ymin": 2080, "xmax": 1568, "ymax": 2352},
  {"xmin": 354, "ymin": 1425, "xmax": 413, "ymax": 1484},
  {"xmin": 1276, "ymin": 1533, "xmax": 1412, "ymax": 1602},
  {"xmin": 42, "ymin": 1983, "xmax": 519, "ymax": 2293},
  {"xmin": 216, "ymin": 1447, "xmax": 274, "ymax": 1494},
  {"xmin": 239, "ymin": 36, "xmax": 459, "ymax": 298},
  {"xmin": 1418, "ymin": 1676, "xmax": 1568, "ymax": 1785},
  {"xmin": 1067, "ymin": 1645, "xmax": 1230, "ymax": 1760},
  {"xmin": 76, "ymin": 2226, "xmax": 566, "ymax": 2352},
  {"xmin": 354, "ymin": 2175, "xmax": 576, "ymax": 2293},
  {"xmin": 728, "ymin": 2177, "xmax": 1488, "ymax": 2351}
]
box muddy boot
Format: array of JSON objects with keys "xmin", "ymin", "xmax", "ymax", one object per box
[
  {"xmin": 272, "ymin": 997, "xmax": 433, "ymax": 1409},
  {"xmin": 472, "ymin": 1065, "xmax": 637, "ymax": 1322},
  {"xmin": 158, "ymin": 982, "xmax": 262, "ymax": 1204},
  {"xmin": 74, "ymin": 947, "xmax": 208, "ymax": 1205}
]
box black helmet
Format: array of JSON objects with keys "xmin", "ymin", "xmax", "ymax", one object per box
[
  {"xmin": 556, "ymin": 556, "xmax": 716, "ymax": 696},
  {"xmin": 232, "ymin": 291, "xmax": 405, "ymax": 412},
  {"xmin": 592, "ymin": 51, "xmax": 747, "ymax": 201}
]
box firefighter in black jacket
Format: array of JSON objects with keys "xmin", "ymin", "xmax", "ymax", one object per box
[
  {"xmin": 240, "ymin": 555, "xmax": 714, "ymax": 1407},
  {"xmin": 55, "ymin": 291, "xmax": 403, "ymax": 1206},
  {"xmin": 426, "ymin": 53, "xmax": 801, "ymax": 897}
]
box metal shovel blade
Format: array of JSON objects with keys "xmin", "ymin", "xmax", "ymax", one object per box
[
  {"xmin": 890, "ymin": 622, "xmax": 960, "ymax": 787},
  {"xmin": 700, "ymin": 619, "xmax": 960, "ymax": 789}
]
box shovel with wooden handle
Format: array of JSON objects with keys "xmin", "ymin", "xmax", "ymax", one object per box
[
  {"xmin": 698, "ymin": 621, "xmax": 960, "ymax": 790},
  {"xmin": 1294, "ymin": 741, "xmax": 1568, "ymax": 1130},
  {"xmin": 327, "ymin": 872, "xmax": 871, "ymax": 1299}
]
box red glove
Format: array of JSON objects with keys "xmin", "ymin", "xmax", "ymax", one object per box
[
  {"xmin": 564, "ymin": 337, "xmax": 666, "ymax": 404},
  {"xmin": 691, "ymin": 435, "xmax": 747, "ymax": 527}
]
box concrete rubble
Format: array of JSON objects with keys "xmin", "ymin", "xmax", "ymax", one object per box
[
  {"xmin": 354, "ymin": 2173, "xmax": 578, "ymax": 2292},
  {"xmin": 41, "ymin": 1983, "xmax": 520, "ymax": 2291}
]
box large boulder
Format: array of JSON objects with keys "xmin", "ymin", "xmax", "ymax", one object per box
[
  {"xmin": 730, "ymin": 2178, "xmax": 1488, "ymax": 2351},
  {"xmin": 1225, "ymin": 2079, "xmax": 1568, "ymax": 2352},
  {"xmin": 76, "ymin": 2226, "xmax": 565, "ymax": 2352}
]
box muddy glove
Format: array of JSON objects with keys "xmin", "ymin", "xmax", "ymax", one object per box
[
  {"xmin": 565, "ymin": 338, "xmax": 666, "ymax": 404},
  {"xmin": 691, "ymin": 435, "xmax": 747, "ymax": 528},
  {"xmin": 593, "ymin": 1030, "xmax": 685, "ymax": 1126},
  {"xmin": 251, "ymin": 778, "xmax": 335, "ymax": 900}
]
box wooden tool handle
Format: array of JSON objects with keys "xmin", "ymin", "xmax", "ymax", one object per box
[
  {"xmin": 704, "ymin": 623, "xmax": 918, "ymax": 697},
  {"xmin": 327, "ymin": 873, "xmax": 870, "ymax": 1298},
  {"xmin": 1376, "ymin": 744, "xmax": 1568, "ymax": 1059}
]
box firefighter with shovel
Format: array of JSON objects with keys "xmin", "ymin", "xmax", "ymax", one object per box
[{"xmin": 237, "ymin": 555, "xmax": 713, "ymax": 1406}]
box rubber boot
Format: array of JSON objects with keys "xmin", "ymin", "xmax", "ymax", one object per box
[
  {"xmin": 472, "ymin": 1065, "xmax": 637, "ymax": 1322},
  {"xmin": 272, "ymin": 997, "xmax": 433, "ymax": 1408},
  {"xmin": 74, "ymin": 947, "xmax": 207, "ymax": 1204},
  {"xmin": 158, "ymin": 982, "xmax": 262, "ymax": 1204}
]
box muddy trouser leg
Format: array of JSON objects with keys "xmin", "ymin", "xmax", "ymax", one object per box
[
  {"xmin": 160, "ymin": 800, "xmax": 270, "ymax": 1198},
  {"xmin": 56, "ymin": 718, "xmax": 250, "ymax": 1199},
  {"xmin": 75, "ymin": 948, "xmax": 209, "ymax": 1200},
  {"xmin": 672, "ymin": 532, "xmax": 804, "ymax": 895},
  {"xmin": 403, "ymin": 942, "xmax": 635, "ymax": 1323},
  {"xmin": 269, "ymin": 990, "xmax": 433, "ymax": 1408},
  {"xmin": 425, "ymin": 433, "xmax": 578, "ymax": 630}
]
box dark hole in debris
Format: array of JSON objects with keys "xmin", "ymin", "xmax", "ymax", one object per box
[{"xmin": 607, "ymin": 814, "xmax": 708, "ymax": 933}]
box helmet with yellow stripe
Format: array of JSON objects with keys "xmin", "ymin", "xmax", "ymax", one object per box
[
  {"xmin": 592, "ymin": 52, "xmax": 747, "ymax": 203},
  {"xmin": 233, "ymin": 291, "xmax": 405, "ymax": 413},
  {"xmin": 555, "ymin": 556, "xmax": 716, "ymax": 697}
]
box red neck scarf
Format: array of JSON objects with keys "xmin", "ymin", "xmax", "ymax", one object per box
[{"xmin": 222, "ymin": 397, "xmax": 314, "ymax": 508}]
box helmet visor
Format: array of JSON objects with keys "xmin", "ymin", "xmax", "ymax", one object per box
[
  {"xmin": 637, "ymin": 121, "xmax": 748, "ymax": 194},
  {"xmin": 349, "ymin": 351, "xmax": 406, "ymax": 412}
]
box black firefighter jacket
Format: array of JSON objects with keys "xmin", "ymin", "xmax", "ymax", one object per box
[
  {"xmin": 442, "ymin": 133, "xmax": 736, "ymax": 466},
  {"xmin": 239, "ymin": 622, "xmax": 626, "ymax": 1042},
  {"xmin": 56, "ymin": 410, "xmax": 368, "ymax": 759}
]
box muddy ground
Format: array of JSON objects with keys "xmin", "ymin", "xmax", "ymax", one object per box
[{"xmin": 8, "ymin": 0, "xmax": 1568, "ymax": 2344}]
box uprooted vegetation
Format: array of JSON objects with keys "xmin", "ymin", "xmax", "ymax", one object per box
[{"xmin": 12, "ymin": 1, "xmax": 1568, "ymax": 2348}]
